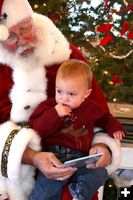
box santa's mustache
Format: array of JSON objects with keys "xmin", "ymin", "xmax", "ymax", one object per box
[{"xmin": 16, "ymin": 43, "xmax": 34, "ymax": 55}]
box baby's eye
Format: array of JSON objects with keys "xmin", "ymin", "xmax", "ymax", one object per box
[
  {"xmin": 69, "ymin": 92, "xmax": 76, "ymax": 97},
  {"xmin": 56, "ymin": 89, "xmax": 62, "ymax": 94}
]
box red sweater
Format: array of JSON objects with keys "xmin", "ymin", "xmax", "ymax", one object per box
[{"xmin": 30, "ymin": 97, "xmax": 125, "ymax": 154}]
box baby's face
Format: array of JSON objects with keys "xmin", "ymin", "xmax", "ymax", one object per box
[{"xmin": 55, "ymin": 76, "xmax": 91, "ymax": 109}]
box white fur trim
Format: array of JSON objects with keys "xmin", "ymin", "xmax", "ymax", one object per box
[
  {"xmin": 92, "ymin": 133, "xmax": 121, "ymax": 175},
  {"xmin": 32, "ymin": 13, "xmax": 71, "ymax": 67},
  {"xmin": 0, "ymin": 24, "xmax": 9, "ymax": 41},
  {"xmin": 2, "ymin": 0, "xmax": 33, "ymax": 28},
  {"xmin": 10, "ymin": 67, "xmax": 47, "ymax": 122},
  {"xmin": 0, "ymin": 177, "xmax": 7, "ymax": 199},
  {"xmin": 0, "ymin": 121, "xmax": 41, "ymax": 200}
]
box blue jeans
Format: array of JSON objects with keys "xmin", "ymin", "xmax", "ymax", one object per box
[
  {"xmin": 69, "ymin": 167, "xmax": 108, "ymax": 200},
  {"xmin": 29, "ymin": 167, "xmax": 108, "ymax": 200},
  {"xmin": 29, "ymin": 172, "xmax": 67, "ymax": 200}
]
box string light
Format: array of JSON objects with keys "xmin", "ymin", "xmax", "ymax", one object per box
[
  {"xmin": 108, "ymin": 81, "xmax": 113, "ymax": 85},
  {"xmin": 103, "ymin": 70, "xmax": 108, "ymax": 75},
  {"xmin": 71, "ymin": 34, "xmax": 74, "ymax": 38},
  {"xmin": 108, "ymin": 184, "xmax": 113, "ymax": 188},
  {"xmin": 43, "ymin": 3, "xmax": 46, "ymax": 7},
  {"xmin": 113, "ymin": 98, "xmax": 117, "ymax": 102},
  {"xmin": 123, "ymin": 0, "xmax": 128, "ymax": 6},
  {"xmin": 34, "ymin": 4, "xmax": 38, "ymax": 9},
  {"xmin": 109, "ymin": 49, "xmax": 133, "ymax": 59}
]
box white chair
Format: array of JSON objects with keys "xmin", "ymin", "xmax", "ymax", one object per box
[
  {"xmin": 98, "ymin": 143, "xmax": 133, "ymax": 200},
  {"xmin": 120, "ymin": 144, "xmax": 133, "ymax": 169},
  {"xmin": 98, "ymin": 103, "xmax": 133, "ymax": 200}
]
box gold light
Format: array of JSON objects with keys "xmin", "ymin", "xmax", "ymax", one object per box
[
  {"xmin": 113, "ymin": 98, "xmax": 117, "ymax": 102},
  {"xmin": 108, "ymin": 81, "xmax": 113, "ymax": 85},
  {"xmin": 34, "ymin": 4, "xmax": 38, "ymax": 9},
  {"xmin": 103, "ymin": 70, "xmax": 108, "ymax": 75},
  {"xmin": 108, "ymin": 184, "xmax": 113, "ymax": 188}
]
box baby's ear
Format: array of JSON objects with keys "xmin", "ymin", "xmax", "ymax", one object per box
[{"xmin": 85, "ymin": 89, "xmax": 92, "ymax": 98}]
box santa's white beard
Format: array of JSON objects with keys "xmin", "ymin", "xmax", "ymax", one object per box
[
  {"xmin": 13, "ymin": 43, "xmax": 45, "ymax": 72},
  {"xmin": 0, "ymin": 42, "xmax": 43, "ymax": 72}
]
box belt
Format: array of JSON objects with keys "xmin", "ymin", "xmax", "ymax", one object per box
[{"xmin": 17, "ymin": 121, "xmax": 29, "ymax": 128}]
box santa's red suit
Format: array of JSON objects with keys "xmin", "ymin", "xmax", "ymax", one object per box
[{"xmin": 0, "ymin": 13, "xmax": 121, "ymax": 200}]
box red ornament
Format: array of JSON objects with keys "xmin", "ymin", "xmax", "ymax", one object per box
[
  {"xmin": 50, "ymin": 15, "xmax": 55, "ymax": 22},
  {"xmin": 50, "ymin": 12, "xmax": 62, "ymax": 23},
  {"xmin": 112, "ymin": 74, "xmax": 123, "ymax": 85}
]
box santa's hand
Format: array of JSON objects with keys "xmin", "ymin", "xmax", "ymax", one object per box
[
  {"xmin": 87, "ymin": 143, "xmax": 111, "ymax": 168},
  {"xmin": 33, "ymin": 152, "xmax": 77, "ymax": 180}
]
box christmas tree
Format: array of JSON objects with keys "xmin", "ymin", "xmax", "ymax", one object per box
[{"xmin": 29, "ymin": 0, "xmax": 133, "ymax": 104}]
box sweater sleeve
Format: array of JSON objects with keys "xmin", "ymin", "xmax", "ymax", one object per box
[
  {"xmin": 29, "ymin": 98, "xmax": 63, "ymax": 137},
  {"xmin": 96, "ymin": 112, "xmax": 126, "ymax": 137},
  {"xmin": 89, "ymin": 100, "xmax": 126, "ymax": 137}
]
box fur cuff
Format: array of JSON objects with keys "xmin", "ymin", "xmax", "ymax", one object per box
[
  {"xmin": 92, "ymin": 132, "xmax": 121, "ymax": 175},
  {"xmin": 0, "ymin": 121, "xmax": 41, "ymax": 200}
]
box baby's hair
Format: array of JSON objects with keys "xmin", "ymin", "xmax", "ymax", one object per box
[{"xmin": 56, "ymin": 59, "xmax": 92, "ymax": 88}]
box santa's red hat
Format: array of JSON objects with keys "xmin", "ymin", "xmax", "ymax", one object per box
[{"xmin": 0, "ymin": 0, "xmax": 33, "ymax": 41}]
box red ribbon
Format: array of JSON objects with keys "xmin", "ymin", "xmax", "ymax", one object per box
[
  {"xmin": 104, "ymin": 0, "xmax": 109, "ymax": 11},
  {"xmin": 128, "ymin": 31, "xmax": 133, "ymax": 39},
  {"xmin": 97, "ymin": 24, "xmax": 112, "ymax": 33},
  {"xmin": 99, "ymin": 34, "xmax": 113, "ymax": 46},
  {"xmin": 121, "ymin": 22, "xmax": 129, "ymax": 36}
]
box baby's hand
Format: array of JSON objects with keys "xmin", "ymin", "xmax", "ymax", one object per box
[
  {"xmin": 55, "ymin": 103, "xmax": 71, "ymax": 117},
  {"xmin": 113, "ymin": 131, "xmax": 125, "ymax": 141}
]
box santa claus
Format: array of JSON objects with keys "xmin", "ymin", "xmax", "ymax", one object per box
[{"xmin": 0, "ymin": 0, "xmax": 121, "ymax": 200}]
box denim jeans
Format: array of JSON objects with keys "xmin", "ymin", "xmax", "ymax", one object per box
[
  {"xmin": 69, "ymin": 167, "xmax": 109, "ymax": 200},
  {"xmin": 29, "ymin": 172, "xmax": 67, "ymax": 200},
  {"xmin": 28, "ymin": 167, "xmax": 108, "ymax": 200}
]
